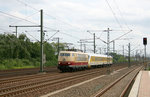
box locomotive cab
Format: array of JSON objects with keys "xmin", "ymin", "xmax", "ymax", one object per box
[
  {"xmin": 58, "ymin": 51, "xmax": 76, "ymax": 71},
  {"xmin": 58, "ymin": 51, "xmax": 75, "ymax": 65},
  {"xmin": 57, "ymin": 51, "xmax": 88, "ymax": 71}
]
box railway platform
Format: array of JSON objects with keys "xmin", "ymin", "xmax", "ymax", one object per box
[{"xmin": 129, "ymin": 71, "xmax": 150, "ymax": 97}]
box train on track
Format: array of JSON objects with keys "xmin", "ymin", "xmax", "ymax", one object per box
[{"xmin": 58, "ymin": 51, "xmax": 113, "ymax": 72}]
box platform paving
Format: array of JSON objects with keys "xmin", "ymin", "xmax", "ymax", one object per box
[{"xmin": 129, "ymin": 71, "xmax": 150, "ymax": 97}]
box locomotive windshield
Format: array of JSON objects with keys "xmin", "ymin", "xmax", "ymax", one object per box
[{"xmin": 60, "ymin": 53, "xmax": 70, "ymax": 56}]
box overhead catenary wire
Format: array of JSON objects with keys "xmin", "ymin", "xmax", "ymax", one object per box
[
  {"xmin": 130, "ymin": 44, "xmax": 140, "ymax": 52},
  {"xmin": 87, "ymin": 30, "xmax": 107, "ymax": 43},
  {"xmin": 45, "ymin": 30, "xmax": 81, "ymax": 44},
  {"xmin": 109, "ymin": 30, "xmax": 132, "ymax": 43},
  {"xmin": 0, "ymin": 10, "xmax": 39, "ymax": 25},
  {"xmin": 1, "ymin": 1, "xmax": 84, "ymax": 50},
  {"xmin": 19, "ymin": 1, "xmax": 92, "ymax": 39},
  {"xmin": 10, "ymin": 11, "xmax": 40, "ymax": 25},
  {"xmin": 16, "ymin": 0, "xmax": 73, "ymax": 28},
  {"xmin": 24, "ymin": 30, "xmax": 39, "ymax": 42},
  {"xmin": 113, "ymin": 0, "xmax": 131, "ymax": 30},
  {"xmin": 0, "ymin": 27, "xmax": 39, "ymax": 42},
  {"xmin": 59, "ymin": 31, "xmax": 81, "ymax": 40},
  {"xmin": 0, "ymin": 27, "xmax": 40, "ymax": 42},
  {"xmin": 1, "ymin": 10, "xmax": 58, "ymax": 33},
  {"xmin": 16, "ymin": 0, "xmax": 72, "ymax": 26},
  {"xmin": 16, "ymin": 0, "xmax": 86, "ymax": 32},
  {"xmin": 44, "ymin": 12, "xmax": 89, "ymax": 39},
  {"xmin": 99, "ymin": 31, "xmax": 104, "ymax": 39},
  {"xmin": 87, "ymin": 29, "xmax": 132, "ymax": 45},
  {"xmin": 33, "ymin": 1, "xmax": 93, "ymax": 37},
  {"xmin": 16, "ymin": 0, "xmax": 61, "ymax": 32},
  {"xmin": 2, "ymin": 0, "xmax": 134, "ymax": 51},
  {"xmin": 105, "ymin": 0, "xmax": 125, "ymax": 33},
  {"xmin": 0, "ymin": 10, "xmax": 75, "ymax": 44},
  {"xmin": 15, "ymin": 0, "xmax": 95, "ymax": 43},
  {"xmin": 16, "ymin": 0, "xmax": 40, "ymax": 12},
  {"xmin": 0, "ymin": 28, "xmax": 14, "ymax": 33},
  {"xmin": 46, "ymin": 30, "xmax": 60, "ymax": 41}
]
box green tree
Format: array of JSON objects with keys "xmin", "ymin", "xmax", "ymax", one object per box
[
  {"xmin": 0, "ymin": 33, "xmax": 64, "ymax": 70},
  {"xmin": 110, "ymin": 53, "xmax": 127, "ymax": 63}
]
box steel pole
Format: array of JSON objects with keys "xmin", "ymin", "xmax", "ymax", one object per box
[
  {"xmin": 40, "ymin": 9, "xmax": 43, "ymax": 72},
  {"xmin": 128, "ymin": 43, "xmax": 131, "ymax": 67},
  {"xmin": 94, "ymin": 33, "xmax": 95, "ymax": 53}
]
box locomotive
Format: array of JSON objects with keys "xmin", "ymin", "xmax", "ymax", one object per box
[{"xmin": 57, "ymin": 51, "xmax": 113, "ymax": 72}]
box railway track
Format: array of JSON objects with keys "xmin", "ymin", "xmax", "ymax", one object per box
[
  {"xmin": 0, "ymin": 65, "xmax": 127, "ymax": 97},
  {"xmin": 120, "ymin": 68, "xmax": 142, "ymax": 97},
  {"xmin": 0, "ymin": 66, "xmax": 107, "ymax": 87},
  {"xmin": 93, "ymin": 66, "xmax": 143, "ymax": 97},
  {"xmin": 0, "ymin": 64, "xmax": 125, "ymax": 87},
  {"xmin": 0, "ymin": 69, "xmax": 100, "ymax": 88},
  {"xmin": 0, "ymin": 73, "xmax": 59, "ymax": 87},
  {"xmin": 0, "ymin": 69, "xmax": 109, "ymax": 96},
  {"xmin": 0, "ymin": 66, "xmax": 57, "ymax": 78},
  {"xmin": 0, "ymin": 63, "xmax": 133, "ymax": 79}
]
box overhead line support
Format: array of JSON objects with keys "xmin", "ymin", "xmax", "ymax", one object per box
[
  {"xmin": 9, "ymin": 9, "xmax": 44, "ymax": 72},
  {"xmin": 9, "ymin": 25, "xmax": 40, "ymax": 38},
  {"xmin": 40, "ymin": 9, "xmax": 43, "ymax": 72},
  {"xmin": 94, "ymin": 33, "xmax": 96, "ymax": 53}
]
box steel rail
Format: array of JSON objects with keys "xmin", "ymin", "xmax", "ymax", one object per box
[
  {"xmin": 0, "ymin": 67, "xmax": 57, "ymax": 78},
  {"xmin": 120, "ymin": 67, "xmax": 144, "ymax": 97},
  {"xmin": 0, "ymin": 68, "xmax": 108, "ymax": 96},
  {"xmin": 0, "ymin": 64, "xmax": 130, "ymax": 96},
  {"xmin": 0, "ymin": 66, "xmax": 109, "ymax": 85},
  {"xmin": 0, "ymin": 73, "xmax": 59, "ymax": 85},
  {"xmin": 0, "ymin": 64, "xmax": 125, "ymax": 86},
  {"xmin": 93, "ymin": 66, "xmax": 143, "ymax": 97}
]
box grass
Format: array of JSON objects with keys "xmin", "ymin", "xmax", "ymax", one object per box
[
  {"xmin": 0, "ymin": 58, "xmax": 58, "ymax": 70},
  {"xmin": 0, "ymin": 59, "xmax": 38, "ymax": 70},
  {"xmin": 13, "ymin": 65, "xmax": 35, "ymax": 69}
]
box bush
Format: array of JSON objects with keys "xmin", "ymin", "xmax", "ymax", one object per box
[
  {"xmin": 34, "ymin": 61, "xmax": 40, "ymax": 67},
  {"xmin": 44, "ymin": 60, "xmax": 58, "ymax": 67},
  {"xmin": 2, "ymin": 59, "xmax": 14, "ymax": 69},
  {"xmin": 30, "ymin": 58, "xmax": 40, "ymax": 67},
  {"xmin": 22, "ymin": 59, "xmax": 31, "ymax": 66},
  {"xmin": 0, "ymin": 59, "xmax": 37, "ymax": 70},
  {"xmin": 0, "ymin": 57, "xmax": 58, "ymax": 70},
  {"xmin": 0, "ymin": 64, "xmax": 6, "ymax": 70},
  {"xmin": 0, "ymin": 34, "xmax": 60, "ymax": 70}
]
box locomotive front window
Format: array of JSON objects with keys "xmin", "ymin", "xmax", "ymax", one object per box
[
  {"xmin": 60, "ymin": 53, "xmax": 64, "ymax": 56},
  {"xmin": 65, "ymin": 53, "xmax": 70, "ymax": 56},
  {"xmin": 60, "ymin": 53, "xmax": 70, "ymax": 56}
]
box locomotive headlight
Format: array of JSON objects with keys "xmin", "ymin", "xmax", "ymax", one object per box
[
  {"xmin": 68, "ymin": 62, "xmax": 70, "ymax": 64},
  {"xmin": 59, "ymin": 62, "xmax": 60, "ymax": 64}
]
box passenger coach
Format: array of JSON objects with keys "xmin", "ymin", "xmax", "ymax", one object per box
[{"xmin": 88, "ymin": 53, "xmax": 112, "ymax": 68}]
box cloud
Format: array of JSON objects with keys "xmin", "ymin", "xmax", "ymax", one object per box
[{"xmin": 0, "ymin": 0, "xmax": 150, "ymax": 54}]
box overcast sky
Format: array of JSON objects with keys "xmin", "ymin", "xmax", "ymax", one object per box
[{"xmin": 0, "ymin": 0, "xmax": 150, "ymax": 56}]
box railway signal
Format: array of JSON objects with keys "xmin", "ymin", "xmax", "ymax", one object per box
[
  {"xmin": 143, "ymin": 37, "xmax": 147, "ymax": 67},
  {"xmin": 143, "ymin": 37, "xmax": 147, "ymax": 45}
]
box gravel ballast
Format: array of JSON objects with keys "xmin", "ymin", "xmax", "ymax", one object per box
[{"xmin": 41, "ymin": 65, "xmax": 141, "ymax": 97}]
